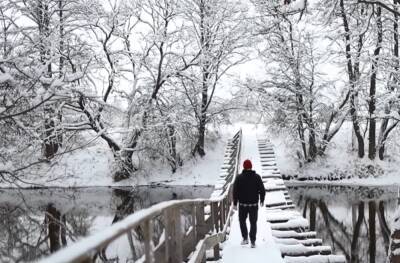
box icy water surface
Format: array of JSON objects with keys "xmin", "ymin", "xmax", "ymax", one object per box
[
  {"xmin": 288, "ymin": 184, "xmax": 399, "ymax": 263},
  {"xmin": 0, "ymin": 185, "xmax": 213, "ymax": 262}
]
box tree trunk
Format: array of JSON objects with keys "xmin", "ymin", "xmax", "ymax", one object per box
[
  {"xmin": 378, "ymin": 2, "xmax": 399, "ymax": 160},
  {"xmin": 195, "ymin": 0, "xmax": 210, "ymax": 158},
  {"xmin": 196, "ymin": 110, "xmax": 207, "ymax": 157},
  {"xmin": 36, "ymin": 0, "xmax": 61, "ymax": 159},
  {"xmin": 308, "ymin": 92, "xmax": 317, "ymax": 161},
  {"xmin": 340, "ymin": 0, "xmax": 365, "ymax": 158},
  {"xmin": 368, "ymin": 7, "xmax": 382, "ymax": 160},
  {"xmin": 167, "ymin": 124, "xmax": 180, "ymax": 173},
  {"xmin": 297, "ymin": 116, "xmax": 307, "ymax": 160}
]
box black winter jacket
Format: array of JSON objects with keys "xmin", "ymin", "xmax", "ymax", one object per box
[{"xmin": 233, "ymin": 170, "xmax": 266, "ymax": 206}]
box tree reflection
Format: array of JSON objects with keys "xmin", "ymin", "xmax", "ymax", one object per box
[
  {"xmin": 0, "ymin": 202, "xmax": 95, "ymax": 262},
  {"xmin": 0, "ymin": 204, "xmax": 48, "ymax": 262},
  {"xmin": 291, "ymin": 185, "xmax": 397, "ymax": 263},
  {"xmin": 351, "ymin": 202, "xmax": 364, "ymax": 263},
  {"xmin": 0, "ymin": 186, "xmax": 213, "ymax": 262}
]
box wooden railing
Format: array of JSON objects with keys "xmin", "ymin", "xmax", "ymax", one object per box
[{"xmin": 40, "ymin": 130, "xmax": 242, "ymax": 263}]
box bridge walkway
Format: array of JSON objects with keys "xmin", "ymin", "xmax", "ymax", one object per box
[{"xmin": 222, "ymin": 129, "xmax": 346, "ymax": 263}]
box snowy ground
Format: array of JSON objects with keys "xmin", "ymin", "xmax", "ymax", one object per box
[{"xmin": 221, "ymin": 124, "xmax": 284, "ymax": 263}]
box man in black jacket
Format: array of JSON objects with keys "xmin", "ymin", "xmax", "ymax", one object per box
[{"xmin": 233, "ymin": 159, "xmax": 266, "ymax": 248}]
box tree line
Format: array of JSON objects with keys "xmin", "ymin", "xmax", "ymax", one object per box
[{"xmin": 2, "ymin": 0, "xmax": 400, "ymax": 183}]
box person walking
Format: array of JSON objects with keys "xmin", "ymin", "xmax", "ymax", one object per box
[{"xmin": 233, "ymin": 159, "xmax": 266, "ymax": 248}]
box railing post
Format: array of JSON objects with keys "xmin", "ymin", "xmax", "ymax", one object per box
[
  {"xmin": 213, "ymin": 243, "xmax": 220, "ymax": 259},
  {"xmin": 143, "ymin": 220, "xmax": 154, "ymax": 263},
  {"xmin": 77, "ymin": 255, "xmax": 91, "ymax": 263},
  {"xmin": 127, "ymin": 230, "xmax": 137, "ymax": 260},
  {"xmin": 220, "ymin": 200, "xmax": 225, "ymax": 231},
  {"xmin": 164, "ymin": 206, "xmax": 182, "ymax": 263},
  {"xmin": 196, "ymin": 202, "xmax": 207, "ymax": 241},
  {"xmin": 192, "ymin": 205, "xmax": 197, "ymax": 247},
  {"xmin": 212, "ymin": 202, "xmax": 219, "ymax": 232}
]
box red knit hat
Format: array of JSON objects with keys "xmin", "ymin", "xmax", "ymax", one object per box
[{"xmin": 243, "ymin": 159, "xmax": 252, "ymax": 170}]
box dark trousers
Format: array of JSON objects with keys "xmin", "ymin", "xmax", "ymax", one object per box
[{"xmin": 239, "ymin": 205, "xmax": 258, "ymax": 242}]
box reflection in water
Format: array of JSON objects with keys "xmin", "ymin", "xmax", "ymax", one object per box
[
  {"xmin": 289, "ymin": 185, "xmax": 399, "ymax": 263},
  {"xmin": 0, "ymin": 185, "xmax": 213, "ymax": 262}
]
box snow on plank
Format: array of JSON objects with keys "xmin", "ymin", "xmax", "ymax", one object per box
[
  {"xmin": 266, "ymin": 204, "xmax": 296, "ymax": 210},
  {"xmin": 265, "ymin": 191, "xmax": 286, "ymax": 207},
  {"xmin": 260, "ymin": 159, "xmax": 277, "ymax": 163},
  {"xmin": 266, "ymin": 202, "xmax": 294, "ymax": 210},
  {"xmin": 262, "ymin": 167, "xmax": 279, "ymax": 171},
  {"xmin": 271, "ymin": 230, "xmax": 317, "ymax": 240},
  {"xmin": 266, "ymin": 210, "xmax": 301, "ymax": 222},
  {"xmin": 265, "ymin": 178, "xmax": 285, "ymax": 185},
  {"xmin": 265, "ymin": 185, "xmax": 287, "ymax": 192},
  {"xmin": 279, "ymin": 244, "xmax": 332, "ymax": 257},
  {"xmin": 283, "ymin": 255, "xmax": 346, "ymax": 263},
  {"xmin": 262, "ymin": 175, "xmax": 283, "ymax": 180},
  {"xmin": 270, "ymin": 217, "xmax": 309, "ymax": 231},
  {"xmin": 275, "ymin": 238, "xmax": 323, "ymax": 247}
]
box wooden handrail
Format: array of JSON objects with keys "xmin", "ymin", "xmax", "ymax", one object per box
[{"xmin": 40, "ymin": 130, "xmax": 242, "ymax": 263}]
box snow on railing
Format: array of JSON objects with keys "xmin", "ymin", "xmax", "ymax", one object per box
[{"xmin": 39, "ymin": 130, "xmax": 242, "ymax": 263}]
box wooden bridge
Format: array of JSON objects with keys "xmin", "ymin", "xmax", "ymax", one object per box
[{"xmin": 40, "ymin": 130, "xmax": 346, "ymax": 263}]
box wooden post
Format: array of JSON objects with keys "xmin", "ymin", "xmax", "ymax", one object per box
[
  {"xmin": 196, "ymin": 202, "xmax": 207, "ymax": 241},
  {"xmin": 213, "ymin": 243, "xmax": 220, "ymax": 259},
  {"xmin": 127, "ymin": 230, "xmax": 137, "ymax": 260},
  {"xmin": 201, "ymin": 254, "xmax": 206, "ymax": 263},
  {"xmin": 143, "ymin": 220, "xmax": 154, "ymax": 263},
  {"xmin": 78, "ymin": 256, "xmax": 92, "ymax": 263},
  {"xmin": 164, "ymin": 207, "xmax": 182, "ymax": 263},
  {"xmin": 212, "ymin": 202, "xmax": 219, "ymax": 232},
  {"xmin": 192, "ymin": 205, "xmax": 197, "ymax": 247},
  {"xmin": 220, "ymin": 200, "xmax": 225, "ymax": 231},
  {"xmin": 226, "ymin": 194, "xmax": 231, "ymax": 216},
  {"xmin": 390, "ymin": 230, "xmax": 400, "ymax": 263}
]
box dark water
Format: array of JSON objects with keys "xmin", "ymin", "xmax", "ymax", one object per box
[
  {"xmin": 0, "ymin": 185, "xmax": 213, "ymax": 262},
  {"xmin": 288, "ymin": 184, "xmax": 399, "ymax": 263}
]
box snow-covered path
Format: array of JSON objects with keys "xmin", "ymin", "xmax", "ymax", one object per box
[{"xmin": 221, "ymin": 126, "xmax": 284, "ymax": 263}]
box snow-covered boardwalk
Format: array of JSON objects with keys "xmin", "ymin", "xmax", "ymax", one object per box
[
  {"xmin": 222, "ymin": 129, "xmax": 346, "ymax": 263},
  {"xmin": 221, "ymin": 128, "xmax": 284, "ymax": 263}
]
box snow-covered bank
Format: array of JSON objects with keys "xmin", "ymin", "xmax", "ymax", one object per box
[
  {"xmin": 4, "ymin": 121, "xmax": 400, "ymax": 189},
  {"xmin": 286, "ymin": 176, "xmax": 400, "ymax": 187},
  {"xmin": 0, "ymin": 125, "xmax": 240, "ymax": 188},
  {"xmin": 264, "ymin": 121, "xmax": 400, "ymax": 186}
]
